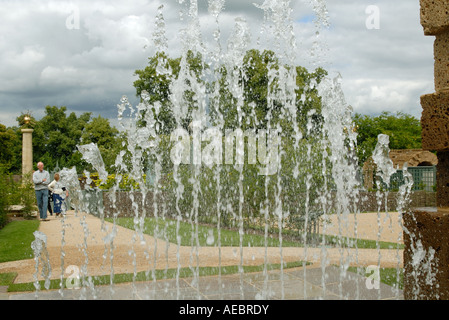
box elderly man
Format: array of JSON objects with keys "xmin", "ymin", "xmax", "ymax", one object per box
[{"xmin": 33, "ymin": 162, "xmax": 50, "ymax": 221}]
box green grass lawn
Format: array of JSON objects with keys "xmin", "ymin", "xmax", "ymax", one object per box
[
  {"xmin": 0, "ymin": 272, "xmax": 17, "ymax": 286},
  {"xmin": 347, "ymin": 266, "xmax": 404, "ymax": 290},
  {"xmin": 0, "ymin": 219, "xmax": 40, "ymax": 263},
  {"xmin": 108, "ymin": 217, "xmax": 304, "ymax": 247},
  {"xmin": 6, "ymin": 260, "xmax": 306, "ymax": 293}
]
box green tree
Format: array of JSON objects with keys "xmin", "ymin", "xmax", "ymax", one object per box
[
  {"xmin": 133, "ymin": 50, "xmax": 206, "ymax": 133},
  {"xmin": 295, "ymin": 66, "xmax": 327, "ymax": 135},
  {"xmin": 0, "ymin": 124, "xmax": 20, "ymax": 172},
  {"xmin": 209, "ymin": 49, "xmax": 327, "ymax": 135},
  {"xmin": 209, "ymin": 49, "xmax": 280, "ymax": 130},
  {"xmin": 353, "ymin": 111, "xmax": 422, "ymax": 165},
  {"xmin": 134, "ymin": 49, "xmax": 327, "ymax": 135},
  {"xmin": 32, "ymin": 106, "xmax": 91, "ymax": 171},
  {"xmin": 8, "ymin": 106, "xmax": 126, "ymax": 175}
]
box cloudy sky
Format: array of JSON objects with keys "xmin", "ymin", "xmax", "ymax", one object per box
[{"xmin": 0, "ymin": 0, "xmax": 435, "ymax": 128}]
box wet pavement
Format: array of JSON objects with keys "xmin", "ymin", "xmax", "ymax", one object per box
[{"xmin": 3, "ymin": 265, "xmax": 403, "ymax": 300}]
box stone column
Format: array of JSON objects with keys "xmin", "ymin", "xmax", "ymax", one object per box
[
  {"xmin": 21, "ymin": 128, "xmax": 34, "ymax": 177},
  {"xmin": 403, "ymin": 0, "xmax": 449, "ymax": 300}
]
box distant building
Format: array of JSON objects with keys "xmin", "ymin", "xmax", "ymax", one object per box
[
  {"xmin": 363, "ymin": 149, "xmax": 437, "ymax": 190},
  {"xmin": 388, "ymin": 149, "xmax": 438, "ymax": 168}
]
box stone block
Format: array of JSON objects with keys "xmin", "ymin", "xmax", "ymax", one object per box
[
  {"xmin": 420, "ymin": 0, "xmax": 449, "ymax": 35},
  {"xmin": 420, "ymin": 91, "xmax": 449, "ymax": 151},
  {"xmin": 436, "ymin": 151, "xmax": 449, "ymax": 207},
  {"xmin": 403, "ymin": 208, "xmax": 449, "ymax": 300},
  {"xmin": 434, "ymin": 32, "xmax": 449, "ymax": 91}
]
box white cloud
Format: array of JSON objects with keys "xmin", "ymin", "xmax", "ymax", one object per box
[
  {"xmin": 344, "ymin": 78, "xmax": 429, "ymax": 115},
  {"xmin": 316, "ymin": 1, "xmax": 434, "ymax": 119},
  {"xmin": 3, "ymin": 45, "xmax": 45, "ymax": 70},
  {"xmin": 0, "ymin": 0, "xmax": 435, "ymax": 128}
]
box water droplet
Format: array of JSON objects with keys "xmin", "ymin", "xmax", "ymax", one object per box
[{"xmin": 206, "ymin": 229, "xmax": 215, "ymax": 245}]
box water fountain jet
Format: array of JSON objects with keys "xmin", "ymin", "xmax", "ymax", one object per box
[{"xmin": 22, "ymin": 0, "xmax": 411, "ymax": 301}]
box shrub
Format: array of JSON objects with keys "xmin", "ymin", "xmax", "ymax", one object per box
[
  {"xmin": 0, "ymin": 171, "xmax": 8, "ymax": 229},
  {"xmin": 82, "ymin": 172, "xmax": 142, "ymax": 191},
  {"xmin": 0, "ymin": 170, "xmax": 38, "ymax": 228},
  {"xmin": 19, "ymin": 173, "xmax": 37, "ymax": 219}
]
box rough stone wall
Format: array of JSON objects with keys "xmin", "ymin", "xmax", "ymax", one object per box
[
  {"xmin": 436, "ymin": 151, "xmax": 449, "ymax": 207},
  {"xmin": 419, "ymin": 0, "xmax": 449, "ymax": 208},
  {"xmin": 420, "ymin": 0, "xmax": 449, "ymax": 36},
  {"xmin": 421, "ymin": 92, "xmax": 449, "ymax": 152},
  {"xmin": 403, "ymin": 1, "xmax": 449, "ymax": 301},
  {"xmin": 389, "ymin": 149, "xmax": 438, "ymax": 167},
  {"xmin": 434, "ymin": 32, "xmax": 449, "ymax": 91},
  {"xmin": 403, "ymin": 209, "xmax": 449, "ymax": 300}
]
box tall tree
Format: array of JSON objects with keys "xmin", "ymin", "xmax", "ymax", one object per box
[
  {"xmin": 32, "ymin": 106, "xmax": 91, "ymax": 171},
  {"xmin": 133, "ymin": 50, "xmax": 206, "ymax": 133},
  {"xmin": 211, "ymin": 49, "xmax": 327, "ymax": 136},
  {"xmin": 135, "ymin": 49, "xmax": 327, "ymax": 135}
]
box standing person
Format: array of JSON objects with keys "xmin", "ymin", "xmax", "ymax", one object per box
[
  {"xmin": 47, "ymin": 189, "xmax": 53, "ymax": 216},
  {"xmin": 33, "ymin": 162, "xmax": 50, "ymax": 221},
  {"xmin": 48, "ymin": 173, "xmax": 69, "ymax": 217}
]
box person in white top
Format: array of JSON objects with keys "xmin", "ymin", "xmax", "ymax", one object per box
[
  {"xmin": 33, "ymin": 162, "xmax": 50, "ymax": 221},
  {"xmin": 48, "ymin": 173, "xmax": 69, "ymax": 216}
]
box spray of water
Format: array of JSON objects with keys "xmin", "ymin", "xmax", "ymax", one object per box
[
  {"xmin": 30, "ymin": 0, "xmax": 418, "ymax": 300},
  {"xmin": 31, "ymin": 231, "xmax": 52, "ymax": 296}
]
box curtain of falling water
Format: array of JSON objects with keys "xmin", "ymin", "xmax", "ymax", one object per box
[
  {"xmin": 80, "ymin": 171, "xmax": 99, "ymax": 299},
  {"xmin": 57, "ymin": 169, "xmax": 70, "ymax": 298},
  {"xmin": 224, "ymin": 16, "xmax": 249, "ymax": 298},
  {"xmin": 208, "ymin": 0, "xmax": 225, "ymax": 298},
  {"xmin": 41, "ymin": 0, "xmax": 416, "ymax": 300},
  {"xmin": 115, "ymin": 85, "xmax": 162, "ymax": 297},
  {"xmin": 60, "ymin": 166, "xmax": 97, "ymax": 299},
  {"xmin": 31, "ymin": 231, "xmax": 51, "ymax": 297},
  {"xmin": 319, "ymin": 74, "xmax": 362, "ymax": 299},
  {"xmin": 395, "ymin": 163, "xmax": 413, "ymax": 298},
  {"xmin": 255, "ymin": 0, "xmax": 301, "ymax": 300},
  {"xmin": 372, "ymin": 134, "xmax": 396, "ymax": 300},
  {"xmin": 98, "ymin": 0, "xmax": 358, "ymax": 300},
  {"xmin": 171, "ymin": 0, "xmax": 206, "ymax": 299},
  {"xmin": 104, "ymin": 4, "xmax": 175, "ymax": 298},
  {"xmin": 151, "ymin": 4, "xmax": 176, "ymax": 296},
  {"xmin": 372, "ymin": 134, "xmax": 414, "ymax": 300},
  {"xmin": 77, "ymin": 144, "xmax": 119, "ymax": 297},
  {"xmin": 309, "ymin": 0, "xmax": 366, "ymax": 300},
  {"xmin": 300, "ymin": 0, "xmax": 331, "ymax": 299}
]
